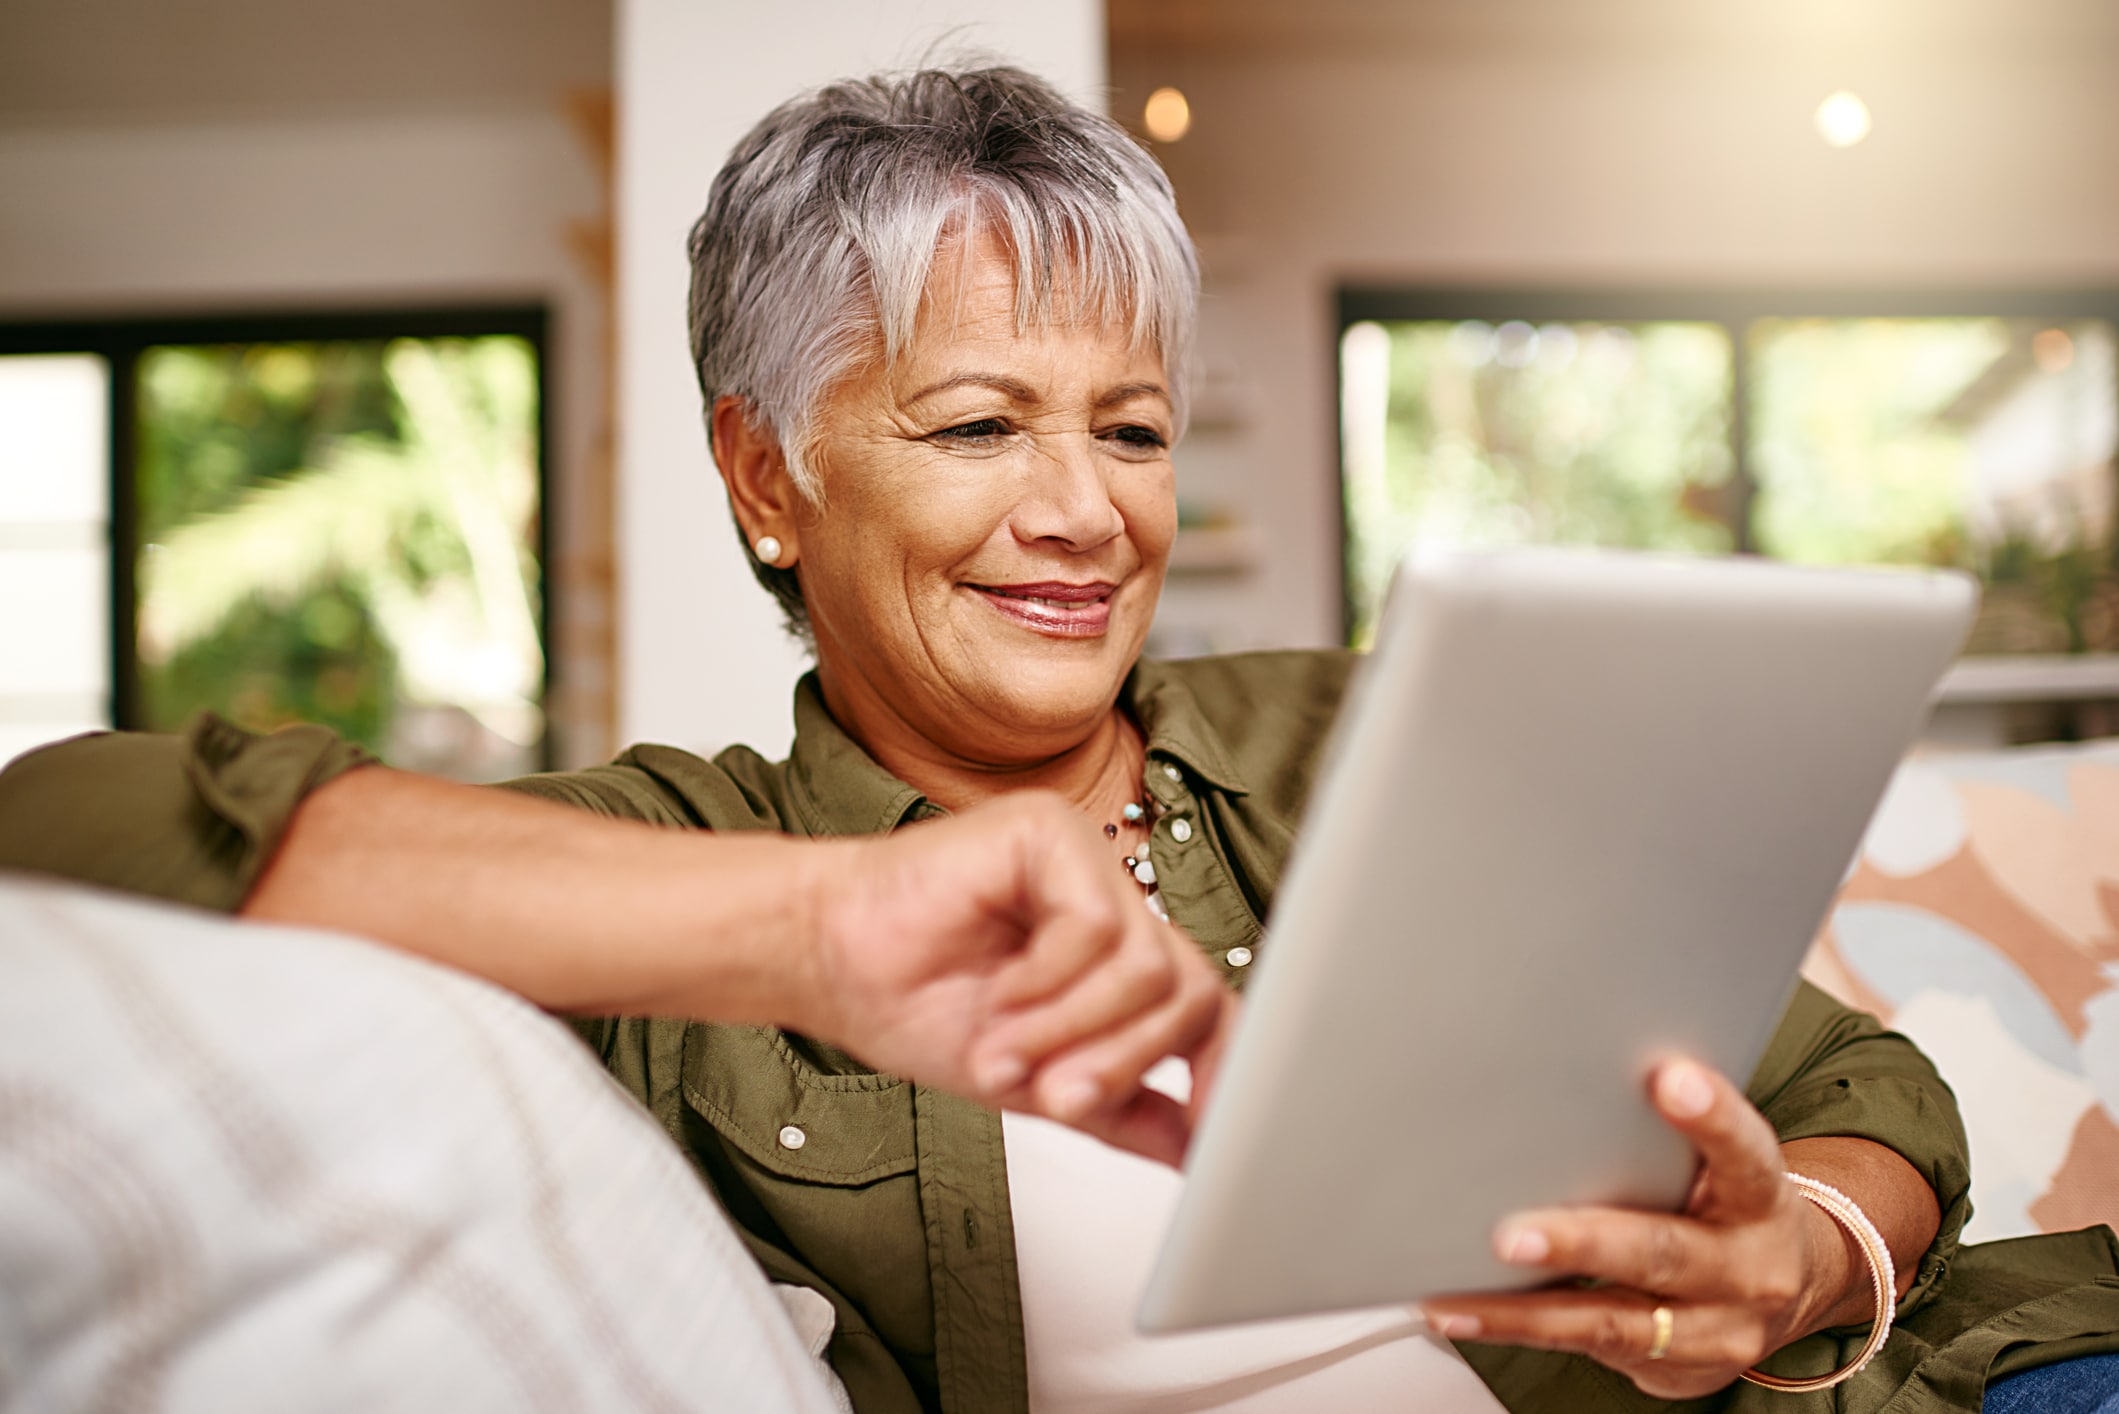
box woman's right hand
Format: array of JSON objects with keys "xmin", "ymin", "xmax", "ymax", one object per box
[{"xmin": 793, "ymin": 791, "xmax": 1234, "ymax": 1166}]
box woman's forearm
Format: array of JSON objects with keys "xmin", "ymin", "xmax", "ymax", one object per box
[
  {"xmin": 241, "ymin": 765, "xmax": 1235, "ymax": 1166},
  {"xmin": 243, "ymin": 764, "xmax": 836, "ymax": 1025},
  {"xmin": 1779, "ymin": 1135, "xmax": 1941, "ymax": 1331}
]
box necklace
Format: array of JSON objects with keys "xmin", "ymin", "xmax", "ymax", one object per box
[{"xmin": 1104, "ymin": 789, "xmax": 1168, "ymax": 919}]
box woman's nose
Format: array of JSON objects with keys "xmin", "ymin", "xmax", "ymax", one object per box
[{"xmin": 1011, "ymin": 436, "xmax": 1125, "ymax": 551}]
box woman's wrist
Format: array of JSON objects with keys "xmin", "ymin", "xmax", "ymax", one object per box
[
  {"xmin": 750, "ymin": 834, "xmax": 869, "ymax": 1038},
  {"xmin": 629, "ymin": 829, "xmax": 857, "ymax": 1031},
  {"xmin": 1742, "ymin": 1172, "xmax": 1902, "ymax": 1392},
  {"xmin": 1778, "ymin": 1136, "xmax": 1935, "ymax": 1333},
  {"xmin": 1787, "ymin": 1172, "xmax": 1868, "ymax": 1332}
]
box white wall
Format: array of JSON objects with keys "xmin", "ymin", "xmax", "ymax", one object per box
[
  {"xmin": 0, "ymin": 104, "xmax": 608, "ymax": 762},
  {"xmin": 615, "ymin": 0, "xmax": 1106, "ymax": 760},
  {"xmin": 0, "ymin": 110, "xmax": 596, "ymax": 310},
  {"xmin": 1119, "ymin": 16, "xmax": 2119, "ymax": 652}
]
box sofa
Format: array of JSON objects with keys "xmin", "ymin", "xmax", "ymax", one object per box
[{"xmin": 1803, "ymin": 735, "xmax": 2119, "ymax": 1246}]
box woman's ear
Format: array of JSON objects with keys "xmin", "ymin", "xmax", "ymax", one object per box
[{"xmin": 711, "ymin": 395, "xmax": 803, "ymax": 566}]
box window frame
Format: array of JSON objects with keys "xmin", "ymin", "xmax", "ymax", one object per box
[
  {"xmin": 0, "ymin": 306, "xmax": 552, "ymax": 756},
  {"xmin": 1333, "ymin": 287, "xmax": 2119, "ymax": 645}
]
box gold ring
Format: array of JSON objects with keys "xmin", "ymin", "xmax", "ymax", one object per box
[{"xmin": 1647, "ymin": 1305, "xmax": 1674, "ymax": 1361}]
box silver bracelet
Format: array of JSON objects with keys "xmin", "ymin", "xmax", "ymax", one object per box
[{"xmin": 1739, "ymin": 1172, "xmax": 1897, "ymax": 1393}]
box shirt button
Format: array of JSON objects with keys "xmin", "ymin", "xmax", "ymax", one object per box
[
  {"xmin": 1226, "ymin": 946, "xmax": 1254, "ymax": 968},
  {"xmin": 778, "ymin": 1124, "xmax": 807, "ymax": 1151},
  {"xmin": 1170, "ymin": 818, "xmax": 1193, "ymax": 844},
  {"xmin": 1162, "ymin": 763, "xmax": 1182, "ymax": 782}
]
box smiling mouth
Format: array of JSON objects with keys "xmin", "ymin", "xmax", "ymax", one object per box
[{"xmin": 968, "ymin": 581, "xmax": 1118, "ymax": 637}]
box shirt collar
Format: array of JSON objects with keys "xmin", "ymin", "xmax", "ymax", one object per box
[
  {"xmin": 781, "ymin": 658, "xmax": 1253, "ymax": 837},
  {"xmin": 1123, "ymin": 659, "xmax": 1252, "ymax": 796},
  {"xmin": 783, "ymin": 673, "xmax": 932, "ymax": 837}
]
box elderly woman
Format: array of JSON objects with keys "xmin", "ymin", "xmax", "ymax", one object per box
[{"xmin": 5, "ymin": 66, "xmax": 2117, "ymax": 1414}]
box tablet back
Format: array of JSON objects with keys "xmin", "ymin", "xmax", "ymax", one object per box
[{"xmin": 1137, "ymin": 549, "xmax": 1977, "ymax": 1333}]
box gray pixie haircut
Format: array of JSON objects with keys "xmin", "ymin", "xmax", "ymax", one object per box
[{"xmin": 686, "ymin": 64, "xmax": 1200, "ymax": 636}]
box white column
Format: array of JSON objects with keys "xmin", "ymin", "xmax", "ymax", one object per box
[{"xmin": 615, "ymin": 0, "xmax": 1107, "ymax": 760}]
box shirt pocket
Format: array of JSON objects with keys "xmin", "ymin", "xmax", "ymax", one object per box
[
  {"xmin": 678, "ymin": 1023, "xmax": 935, "ymax": 1365},
  {"xmin": 681, "ymin": 1024, "xmax": 919, "ymax": 1184}
]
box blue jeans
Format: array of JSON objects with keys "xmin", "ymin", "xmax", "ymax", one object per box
[{"xmin": 1984, "ymin": 1353, "xmax": 2119, "ymax": 1413}]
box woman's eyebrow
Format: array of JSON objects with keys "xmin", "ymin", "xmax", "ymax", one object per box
[
  {"xmin": 1095, "ymin": 381, "xmax": 1170, "ymax": 410},
  {"xmin": 902, "ymin": 373, "xmax": 1039, "ymax": 406}
]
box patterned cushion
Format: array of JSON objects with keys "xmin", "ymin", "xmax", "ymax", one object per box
[
  {"xmin": 1802, "ymin": 739, "xmax": 2119, "ymax": 1244},
  {"xmin": 0, "ymin": 873, "xmax": 847, "ymax": 1414}
]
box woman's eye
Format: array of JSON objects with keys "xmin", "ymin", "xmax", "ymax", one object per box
[
  {"xmin": 935, "ymin": 418, "xmax": 1010, "ymax": 442},
  {"xmin": 1106, "ymin": 424, "xmax": 1168, "ymax": 451}
]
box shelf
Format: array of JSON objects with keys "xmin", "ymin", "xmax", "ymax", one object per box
[
  {"xmin": 1166, "ymin": 525, "xmax": 1262, "ymax": 575},
  {"xmin": 1935, "ymin": 653, "xmax": 2119, "ymax": 704}
]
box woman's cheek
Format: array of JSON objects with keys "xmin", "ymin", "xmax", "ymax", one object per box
[{"xmin": 1127, "ymin": 469, "xmax": 1180, "ymax": 561}]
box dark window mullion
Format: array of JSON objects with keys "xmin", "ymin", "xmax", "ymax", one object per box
[
  {"xmin": 1728, "ymin": 318, "xmax": 1756, "ymax": 555},
  {"xmin": 108, "ymin": 341, "xmax": 141, "ymax": 731}
]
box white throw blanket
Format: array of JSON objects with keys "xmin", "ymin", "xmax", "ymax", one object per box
[{"xmin": 0, "ymin": 874, "xmax": 845, "ymax": 1414}]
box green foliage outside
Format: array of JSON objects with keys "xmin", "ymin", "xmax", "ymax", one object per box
[
  {"xmin": 1747, "ymin": 318, "xmax": 2003, "ymax": 569},
  {"xmin": 135, "ymin": 337, "xmax": 543, "ymax": 768},
  {"xmin": 1342, "ymin": 320, "xmax": 1735, "ymax": 645},
  {"xmin": 1748, "ymin": 317, "xmax": 2119, "ymax": 653},
  {"xmin": 1344, "ymin": 314, "xmax": 2119, "ymax": 654}
]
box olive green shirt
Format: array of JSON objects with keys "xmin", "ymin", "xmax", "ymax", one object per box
[{"xmin": 3, "ymin": 649, "xmax": 2115, "ymax": 1414}]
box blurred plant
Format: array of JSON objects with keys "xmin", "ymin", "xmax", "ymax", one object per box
[
  {"xmin": 1342, "ymin": 320, "xmax": 1734, "ymax": 644},
  {"xmin": 135, "ymin": 337, "xmax": 542, "ymax": 754},
  {"xmin": 1972, "ymin": 526, "xmax": 2111, "ymax": 653}
]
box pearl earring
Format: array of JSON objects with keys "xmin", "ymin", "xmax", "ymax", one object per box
[{"xmin": 754, "ymin": 535, "xmax": 782, "ymax": 565}]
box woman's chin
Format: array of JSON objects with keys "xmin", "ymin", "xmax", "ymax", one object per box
[{"xmin": 953, "ymin": 630, "xmax": 1142, "ymax": 742}]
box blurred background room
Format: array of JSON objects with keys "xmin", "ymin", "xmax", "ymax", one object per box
[{"xmin": 2, "ymin": 0, "xmax": 2116, "ymax": 778}]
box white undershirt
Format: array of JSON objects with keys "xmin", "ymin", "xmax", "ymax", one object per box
[{"xmin": 1002, "ymin": 1061, "xmax": 1511, "ymax": 1413}]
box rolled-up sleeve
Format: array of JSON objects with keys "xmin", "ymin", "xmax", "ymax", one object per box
[
  {"xmin": 0, "ymin": 714, "xmax": 373, "ymax": 913},
  {"xmin": 1746, "ymin": 979, "xmax": 1973, "ymax": 1320}
]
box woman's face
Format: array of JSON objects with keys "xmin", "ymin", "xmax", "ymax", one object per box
[{"xmin": 794, "ymin": 229, "xmax": 1178, "ymax": 765}]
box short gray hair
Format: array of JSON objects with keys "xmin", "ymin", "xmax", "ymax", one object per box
[{"xmin": 686, "ymin": 65, "xmax": 1200, "ymax": 636}]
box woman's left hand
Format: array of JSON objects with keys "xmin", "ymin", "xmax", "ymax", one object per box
[{"xmin": 1421, "ymin": 1059, "xmax": 1851, "ymax": 1400}]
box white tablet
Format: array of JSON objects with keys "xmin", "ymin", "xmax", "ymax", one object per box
[{"xmin": 1138, "ymin": 548, "xmax": 1977, "ymax": 1333}]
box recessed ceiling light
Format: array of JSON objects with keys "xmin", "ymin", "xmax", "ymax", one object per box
[
  {"xmin": 1815, "ymin": 91, "xmax": 1872, "ymax": 148},
  {"xmin": 1144, "ymin": 87, "xmax": 1192, "ymax": 143}
]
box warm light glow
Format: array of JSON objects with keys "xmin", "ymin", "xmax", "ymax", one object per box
[
  {"xmin": 1815, "ymin": 91, "xmax": 1872, "ymax": 148},
  {"xmin": 2034, "ymin": 327, "xmax": 2076, "ymax": 373},
  {"xmin": 1144, "ymin": 87, "xmax": 1192, "ymax": 143}
]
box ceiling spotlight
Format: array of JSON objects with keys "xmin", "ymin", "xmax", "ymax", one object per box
[
  {"xmin": 1815, "ymin": 91, "xmax": 1872, "ymax": 148},
  {"xmin": 1144, "ymin": 87, "xmax": 1192, "ymax": 143},
  {"xmin": 2034, "ymin": 327, "xmax": 2076, "ymax": 374}
]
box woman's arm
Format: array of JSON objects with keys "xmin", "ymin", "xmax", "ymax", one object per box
[
  {"xmin": 249, "ymin": 764, "xmax": 1232, "ymax": 1161},
  {"xmin": 1, "ymin": 727, "xmax": 1231, "ymax": 1165}
]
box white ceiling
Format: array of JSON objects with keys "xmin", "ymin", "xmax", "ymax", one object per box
[
  {"xmin": 0, "ymin": 0, "xmax": 613, "ymax": 125},
  {"xmin": 6, "ymin": 0, "xmax": 2109, "ymax": 127},
  {"xmin": 1108, "ymin": 0, "xmax": 2119, "ymax": 65}
]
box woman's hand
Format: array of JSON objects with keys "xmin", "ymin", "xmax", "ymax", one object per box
[
  {"xmin": 794, "ymin": 790, "xmax": 1234, "ymax": 1167},
  {"xmin": 1420, "ymin": 1060, "xmax": 1878, "ymax": 1399}
]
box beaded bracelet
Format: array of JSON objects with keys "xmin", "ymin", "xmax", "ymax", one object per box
[{"xmin": 1739, "ymin": 1173, "xmax": 1897, "ymax": 1393}]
